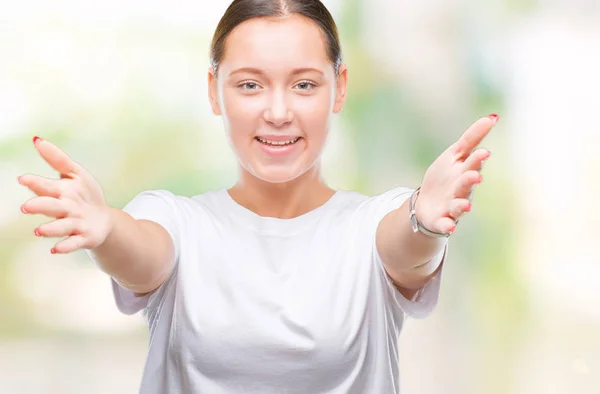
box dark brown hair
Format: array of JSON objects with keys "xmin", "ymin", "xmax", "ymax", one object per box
[{"xmin": 210, "ymin": 0, "xmax": 342, "ymax": 76}]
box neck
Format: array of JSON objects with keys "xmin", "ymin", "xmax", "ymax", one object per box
[{"xmin": 228, "ymin": 165, "xmax": 335, "ymax": 219}]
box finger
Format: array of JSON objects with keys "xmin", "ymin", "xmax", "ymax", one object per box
[
  {"xmin": 451, "ymin": 114, "xmax": 498, "ymax": 159},
  {"xmin": 35, "ymin": 218, "xmax": 79, "ymax": 238},
  {"xmin": 447, "ymin": 198, "xmax": 471, "ymax": 220},
  {"xmin": 463, "ymin": 148, "xmax": 491, "ymax": 172},
  {"xmin": 18, "ymin": 174, "xmax": 64, "ymax": 198},
  {"xmin": 33, "ymin": 136, "xmax": 83, "ymax": 178},
  {"xmin": 453, "ymin": 170, "xmax": 482, "ymax": 198},
  {"xmin": 21, "ymin": 196, "xmax": 69, "ymax": 218},
  {"xmin": 52, "ymin": 235, "xmax": 86, "ymax": 254},
  {"xmin": 435, "ymin": 217, "xmax": 457, "ymax": 234}
]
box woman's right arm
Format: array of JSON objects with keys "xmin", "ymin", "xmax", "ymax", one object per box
[
  {"xmin": 19, "ymin": 137, "xmax": 174, "ymax": 295},
  {"xmin": 89, "ymin": 209, "xmax": 175, "ymax": 295}
]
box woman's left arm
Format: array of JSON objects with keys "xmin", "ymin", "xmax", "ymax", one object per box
[{"xmin": 376, "ymin": 115, "xmax": 499, "ymax": 297}]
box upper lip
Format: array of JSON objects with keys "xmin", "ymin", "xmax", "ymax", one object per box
[{"xmin": 255, "ymin": 135, "xmax": 301, "ymax": 141}]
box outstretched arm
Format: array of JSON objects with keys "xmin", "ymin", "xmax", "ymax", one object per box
[
  {"xmin": 376, "ymin": 115, "xmax": 498, "ymax": 297},
  {"xmin": 19, "ymin": 137, "xmax": 175, "ymax": 294}
]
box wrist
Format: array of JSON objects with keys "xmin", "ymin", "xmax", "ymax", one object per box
[
  {"xmin": 409, "ymin": 187, "xmax": 452, "ymax": 238},
  {"xmin": 93, "ymin": 206, "xmax": 117, "ymax": 250}
]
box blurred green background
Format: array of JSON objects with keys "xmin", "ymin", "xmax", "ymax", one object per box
[{"xmin": 1, "ymin": 0, "xmax": 599, "ymax": 393}]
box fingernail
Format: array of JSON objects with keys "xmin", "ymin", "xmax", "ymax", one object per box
[
  {"xmin": 17, "ymin": 176, "xmax": 22, "ymax": 184},
  {"xmin": 34, "ymin": 229, "xmax": 41, "ymax": 237},
  {"xmin": 484, "ymin": 151, "xmax": 491, "ymax": 160},
  {"xmin": 20, "ymin": 205, "xmax": 27, "ymax": 214},
  {"xmin": 449, "ymin": 225, "xmax": 457, "ymax": 234},
  {"xmin": 476, "ymin": 175, "xmax": 483, "ymax": 184},
  {"xmin": 465, "ymin": 203, "xmax": 472, "ymax": 212},
  {"xmin": 488, "ymin": 114, "xmax": 499, "ymax": 123},
  {"xmin": 33, "ymin": 136, "xmax": 42, "ymax": 145},
  {"xmin": 50, "ymin": 248, "xmax": 56, "ymax": 254}
]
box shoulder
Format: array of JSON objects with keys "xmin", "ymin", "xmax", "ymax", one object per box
[
  {"xmin": 126, "ymin": 188, "xmax": 226, "ymax": 204},
  {"xmin": 335, "ymin": 186, "xmax": 414, "ymax": 214},
  {"xmin": 318, "ymin": 186, "xmax": 414, "ymax": 237},
  {"xmin": 123, "ymin": 188, "xmax": 230, "ymax": 220}
]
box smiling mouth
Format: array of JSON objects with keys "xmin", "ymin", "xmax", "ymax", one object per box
[{"xmin": 255, "ymin": 137, "xmax": 302, "ymax": 147}]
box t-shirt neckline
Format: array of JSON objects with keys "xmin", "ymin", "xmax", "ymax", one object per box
[{"xmin": 220, "ymin": 188, "xmax": 342, "ymax": 235}]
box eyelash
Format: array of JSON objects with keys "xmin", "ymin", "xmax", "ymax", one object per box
[
  {"xmin": 238, "ymin": 81, "xmax": 261, "ymax": 90},
  {"xmin": 294, "ymin": 80, "xmax": 316, "ymax": 90},
  {"xmin": 236, "ymin": 80, "xmax": 317, "ymax": 91}
]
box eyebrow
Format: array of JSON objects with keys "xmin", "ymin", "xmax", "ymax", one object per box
[{"xmin": 228, "ymin": 67, "xmax": 324, "ymax": 77}]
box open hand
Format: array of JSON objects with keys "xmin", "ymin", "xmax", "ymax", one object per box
[
  {"xmin": 415, "ymin": 114, "xmax": 499, "ymax": 234},
  {"xmin": 18, "ymin": 137, "xmax": 112, "ymax": 254}
]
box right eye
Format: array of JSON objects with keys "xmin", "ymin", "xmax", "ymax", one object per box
[{"xmin": 238, "ymin": 81, "xmax": 262, "ymax": 91}]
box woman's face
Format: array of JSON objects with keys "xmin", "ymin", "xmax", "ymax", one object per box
[{"xmin": 208, "ymin": 15, "xmax": 347, "ymax": 184}]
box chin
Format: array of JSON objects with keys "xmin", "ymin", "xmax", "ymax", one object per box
[{"xmin": 246, "ymin": 162, "xmax": 313, "ymax": 185}]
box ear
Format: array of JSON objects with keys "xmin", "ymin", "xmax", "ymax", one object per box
[
  {"xmin": 333, "ymin": 64, "xmax": 348, "ymax": 114},
  {"xmin": 208, "ymin": 66, "xmax": 222, "ymax": 116}
]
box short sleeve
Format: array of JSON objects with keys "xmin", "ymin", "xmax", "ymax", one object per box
[
  {"xmin": 368, "ymin": 186, "xmax": 446, "ymax": 320},
  {"xmin": 122, "ymin": 190, "xmax": 182, "ymax": 260},
  {"xmin": 87, "ymin": 190, "xmax": 182, "ymax": 315},
  {"xmin": 375, "ymin": 242, "xmax": 445, "ymax": 319}
]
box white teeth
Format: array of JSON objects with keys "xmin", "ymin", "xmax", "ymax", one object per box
[{"xmin": 256, "ymin": 137, "xmax": 300, "ymax": 146}]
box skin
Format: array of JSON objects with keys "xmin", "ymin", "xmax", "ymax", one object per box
[
  {"xmin": 208, "ymin": 15, "xmax": 348, "ymax": 219},
  {"xmin": 376, "ymin": 115, "xmax": 496, "ymax": 297},
  {"xmin": 18, "ymin": 14, "xmax": 497, "ymax": 299}
]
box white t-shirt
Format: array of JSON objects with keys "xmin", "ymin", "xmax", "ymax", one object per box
[{"xmin": 103, "ymin": 186, "xmax": 445, "ymax": 394}]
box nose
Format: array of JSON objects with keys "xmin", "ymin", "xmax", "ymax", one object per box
[{"xmin": 263, "ymin": 91, "xmax": 294, "ymax": 127}]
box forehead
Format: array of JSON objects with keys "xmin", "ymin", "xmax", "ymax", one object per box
[{"xmin": 219, "ymin": 15, "xmax": 331, "ymax": 75}]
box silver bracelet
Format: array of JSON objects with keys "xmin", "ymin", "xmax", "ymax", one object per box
[{"xmin": 408, "ymin": 187, "xmax": 452, "ymax": 238}]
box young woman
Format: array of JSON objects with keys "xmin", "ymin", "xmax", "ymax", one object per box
[{"xmin": 18, "ymin": 0, "xmax": 497, "ymax": 393}]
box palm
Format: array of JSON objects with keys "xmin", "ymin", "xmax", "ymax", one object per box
[
  {"xmin": 18, "ymin": 137, "xmax": 110, "ymax": 253},
  {"xmin": 415, "ymin": 115, "xmax": 499, "ymax": 234}
]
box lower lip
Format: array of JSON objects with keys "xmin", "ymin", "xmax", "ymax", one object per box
[{"xmin": 255, "ymin": 138, "xmax": 302, "ymax": 157}]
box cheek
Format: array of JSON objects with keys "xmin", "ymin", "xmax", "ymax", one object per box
[
  {"xmin": 221, "ymin": 91, "xmax": 264, "ymax": 133},
  {"xmin": 221, "ymin": 87, "xmax": 334, "ymax": 145},
  {"xmin": 293, "ymin": 92, "xmax": 333, "ymax": 139}
]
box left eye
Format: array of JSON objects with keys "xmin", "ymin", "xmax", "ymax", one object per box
[
  {"xmin": 240, "ymin": 82, "xmax": 260, "ymax": 90},
  {"xmin": 295, "ymin": 81, "xmax": 316, "ymax": 90}
]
